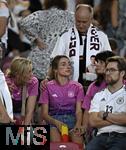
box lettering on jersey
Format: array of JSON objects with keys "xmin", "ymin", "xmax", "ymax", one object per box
[
  {"xmin": 69, "ymin": 28, "xmax": 76, "ymax": 57},
  {"xmin": 116, "ymin": 97, "xmax": 124, "ymax": 105}
]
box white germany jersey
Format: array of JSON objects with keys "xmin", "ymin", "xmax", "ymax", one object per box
[{"xmin": 89, "ymin": 85, "xmax": 126, "ymax": 134}]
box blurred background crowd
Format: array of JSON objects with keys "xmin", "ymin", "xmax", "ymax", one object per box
[{"xmin": 2, "ymin": 0, "xmax": 126, "ymax": 75}]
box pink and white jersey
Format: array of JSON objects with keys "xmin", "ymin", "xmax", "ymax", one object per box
[{"xmin": 39, "ymin": 80, "xmax": 85, "ymax": 115}]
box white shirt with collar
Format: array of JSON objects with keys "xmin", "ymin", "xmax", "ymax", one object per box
[{"xmin": 89, "ymin": 85, "xmax": 126, "ymax": 134}]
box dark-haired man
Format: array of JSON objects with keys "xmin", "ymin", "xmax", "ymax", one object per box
[{"xmin": 86, "ymin": 56, "xmax": 126, "ymax": 150}]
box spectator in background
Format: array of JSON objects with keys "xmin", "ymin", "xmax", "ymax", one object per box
[
  {"xmin": 50, "ymin": 4, "xmax": 111, "ymax": 86},
  {"xmin": 94, "ymin": 0, "xmax": 118, "ymax": 38},
  {"xmin": 5, "ymin": 57, "xmax": 38, "ymax": 125},
  {"xmin": 0, "ymin": 0, "xmax": 13, "ymax": 122},
  {"xmin": 7, "ymin": 0, "xmax": 32, "ymax": 57},
  {"xmin": 39, "ymin": 55, "xmax": 84, "ymax": 146},
  {"xmin": 87, "ymin": 55, "xmax": 96, "ymax": 74},
  {"xmin": 117, "ymin": 0, "xmax": 126, "ymax": 57},
  {"xmin": 94, "ymin": 0, "xmax": 124, "ymax": 52},
  {"xmin": 109, "ymin": 38, "xmax": 118, "ymax": 55},
  {"xmin": 19, "ymin": 0, "xmax": 74, "ymax": 81},
  {"xmin": 85, "ymin": 55, "xmax": 96, "ymax": 84}
]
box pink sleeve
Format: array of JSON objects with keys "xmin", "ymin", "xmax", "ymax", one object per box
[
  {"xmin": 76, "ymin": 83, "xmax": 85, "ymax": 102},
  {"xmin": 82, "ymin": 82, "xmax": 95, "ymax": 110},
  {"xmin": 39, "ymin": 86, "xmax": 49, "ymax": 104},
  {"xmin": 28, "ymin": 76, "xmax": 39, "ymax": 96}
]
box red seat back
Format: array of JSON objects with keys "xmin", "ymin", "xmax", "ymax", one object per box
[{"xmin": 50, "ymin": 142, "xmax": 83, "ymax": 150}]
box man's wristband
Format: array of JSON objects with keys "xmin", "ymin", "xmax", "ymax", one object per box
[{"xmin": 102, "ymin": 112, "xmax": 109, "ymax": 120}]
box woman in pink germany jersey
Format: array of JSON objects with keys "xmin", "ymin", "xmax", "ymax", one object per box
[
  {"xmin": 39, "ymin": 55, "xmax": 84, "ymax": 145},
  {"xmin": 5, "ymin": 57, "xmax": 38, "ymax": 125}
]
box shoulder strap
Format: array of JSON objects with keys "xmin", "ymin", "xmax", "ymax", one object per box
[{"xmin": 21, "ymin": 85, "xmax": 27, "ymax": 117}]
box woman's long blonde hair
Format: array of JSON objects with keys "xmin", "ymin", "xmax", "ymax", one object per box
[{"xmin": 7, "ymin": 57, "xmax": 32, "ymax": 85}]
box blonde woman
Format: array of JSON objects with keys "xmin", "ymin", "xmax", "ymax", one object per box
[{"xmin": 5, "ymin": 57, "xmax": 38, "ymax": 125}]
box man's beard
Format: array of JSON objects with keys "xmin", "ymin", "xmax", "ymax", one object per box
[
  {"xmin": 107, "ymin": 79, "xmax": 118, "ymax": 86},
  {"xmin": 106, "ymin": 76, "xmax": 119, "ymax": 86}
]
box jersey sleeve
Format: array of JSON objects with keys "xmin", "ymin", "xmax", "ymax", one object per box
[{"xmin": 89, "ymin": 93, "xmax": 100, "ymax": 113}]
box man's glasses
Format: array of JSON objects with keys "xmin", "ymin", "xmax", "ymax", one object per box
[{"xmin": 105, "ymin": 68, "xmax": 120, "ymax": 74}]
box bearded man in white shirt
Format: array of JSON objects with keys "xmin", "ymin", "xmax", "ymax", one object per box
[{"xmin": 86, "ymin": 56, "xmax": 126, "ymax": 150}]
